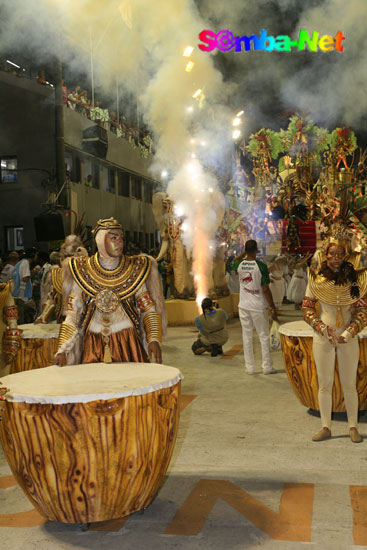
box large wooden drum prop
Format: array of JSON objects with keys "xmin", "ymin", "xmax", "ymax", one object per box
[
  {"xmin": 10, "ymin": 323, "xmax": 60, "ymax": 374},
  {"xmin": 0, "ymin": 363, "xmax": 182, "ymax": 523},
  {"xmin": 279, "ymin": 321, "xmax": 367, "ymax": 412}
]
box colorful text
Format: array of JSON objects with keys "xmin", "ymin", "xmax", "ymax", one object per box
[{"xmin": 198, "ymin": 29, "xmax": 345, "ymax": 53}]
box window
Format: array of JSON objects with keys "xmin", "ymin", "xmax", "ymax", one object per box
[
  {"xmin": 73, "ymin": 156, "xmax": 81, "ymax": 183},
  {"xmin": 144, "ymin": 180, "xmax": 153, "ymax": 203},
  {"xmin": 145, "ymin": 233, "xmax": 149, "ymax": 249},
  {"xmin": 131, "ymin": 176, "xmax": 142, "ymax": 200},
  {"xmin": 65, "ymin": 153, "xmax": 72, "ymax": 181},
  {"xmin": 150, "ymin": 233, "xmax": 155, "ymax": 249},
  {"xmin": 6, "ymin": 226, "xmax": 23, "ymax": 251},
  {"xmin": 102, "ymin": 167, "xmax": 109, "ymax": 192},
  {"xmin": 118, "ymin": 171, "xmax": 130, "ymax": 196},
  {"xmin": 92, "ymin": 163, "xmax": 100, "ymax": 189},
  {"xmin": 1, "ymin": 157, "xmax": 17, "ymax": 183},
  {"xmin": 84, "ymin": 158, "xmax": 92, "ymax": 186},
  {"xmin": 102, "ymin": 167, "xmax": 116, "ymax": 193},
  {"xmin": 108, "ymin": 169, "xmax": 116, "ymax": 193}
]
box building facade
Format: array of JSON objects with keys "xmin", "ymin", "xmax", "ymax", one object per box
[{"xmin": 0, "ymin": 69, "xmax": 160, "ymax": 253}]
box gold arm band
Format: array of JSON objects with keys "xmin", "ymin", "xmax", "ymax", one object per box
[
  {"xmin": 4, "ymin": 305, "xmax": 18, "ymax": 321},
  {"xmin": 3, "ymin": 328, "xmax": 22, "ymax": 360},
  {"xmin": 302, "ymin": 297, "xmax": 326, "ymax": 334},
  {"xmin": 350, "ymin": 299, "xmax": 367, "ymax": 335},
  {"xmin": 143, "ymin": 311, "xmax": 162, "ymax": 344},
  {"xmin": 57, "ymin": 323, "xmax": 77, "ymax": 350},
  {"xmin": 137, "ymin": 292, "xmax": 154, "ymax": 313}
]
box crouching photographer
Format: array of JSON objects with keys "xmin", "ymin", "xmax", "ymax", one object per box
[{"xmin": 191, "ymin": 298, "xmax": 228, "ymax": 357}]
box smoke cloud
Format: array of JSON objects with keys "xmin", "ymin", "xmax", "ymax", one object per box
[
  {"xmin": 1, "ymin": 0, "xmax": 365, "ymax": 298},
  {"xmin": 197, "ymin": 0, "xmax": 367, "ymax": 133},
  {"xmin": 0, "ymin": 0, "xmax": 234, "ymax": 298}
]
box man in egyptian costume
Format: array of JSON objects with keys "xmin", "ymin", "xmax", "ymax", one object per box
[
  {"xmin": 302, "ymin": 227, "xmax": 367, "ymax": 443},
  {"xmin": 55, "ymin": 218, "xmax": 166, "ymax": 366}
]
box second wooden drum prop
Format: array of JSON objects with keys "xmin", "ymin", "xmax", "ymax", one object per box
[
  {"xmin": 0, "ymin": 363, "xmax": 182, "ymax": 523},
  {"xmin": 279, "ymin": 320, "xmax": 367, "ymax": 412},
  {"xmin": 10, "ymin": 323, "xmax": 60, "ymax": 374}
]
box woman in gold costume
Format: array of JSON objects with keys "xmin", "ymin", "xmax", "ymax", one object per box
[{"xmin": 302, "ymin": 230, "xmax": 367, "ymax": 443}]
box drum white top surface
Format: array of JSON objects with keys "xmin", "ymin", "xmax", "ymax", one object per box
[
  {"xmin": 279, "ymin": 320, "xmax": 367, "ymax": 338},
  {"xmin": 18, "ymin": 323, "xmax": 60, "ymax": 339},
  {"xmin": 0, "ymin": 363, "xmax": 183, "ymax": 404}
]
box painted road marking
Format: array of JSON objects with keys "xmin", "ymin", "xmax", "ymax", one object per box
[
  {"xmin": 350, "ymin": 486, "xmax": 367, "ymax": 546},
  {"xmin": 221, "ymin": 344, "xmax": 243, "ymax": 359},
  {"xmin": 180, "ymin": 395, "xmax": 197, "ymax": 411},
  {"xmin": 165, "ymin": 480, "xmax": 314, "ymax": 541},
  {"xmin": 1, "ymin": 475, "xmax": 366, "ymax": 544}
]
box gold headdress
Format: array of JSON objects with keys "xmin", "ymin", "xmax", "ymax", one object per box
[
  {"xmin": 321, "ymin": 225, "xmax": 351, "ymax": 256},
  {"xmin": 92, "ymin": 217, "xmax": 123, "ymax": 237},
  {"xmin": 318, "ymin": 188, "xmax": 362, "ymax": 268}
]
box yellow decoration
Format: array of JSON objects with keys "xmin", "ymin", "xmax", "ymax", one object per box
[
  {"xmin": 308, "ymin": 268, "xmax": 367, "ymax": 306},
  {"xmin": 103, "ymin": 339, "xmax": 112, "ymax": 363},
  {"xmin": 69, "ymin": 253, "xmax": 151, "ymax": 300},
  {"xmin": 336, "ymin": 307, "xmax": 344, "ymax": 328}
]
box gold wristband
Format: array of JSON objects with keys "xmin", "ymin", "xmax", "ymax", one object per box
[
  {"xmin": 143, "ymin": 311, "xmax": 162, "ymax": 344},
  {"xmin": 57, "ymin": 323, "xmax": 77, "ymax": 350}
]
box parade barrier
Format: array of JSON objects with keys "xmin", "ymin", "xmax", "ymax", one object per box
[
  {"xmin": 10, "ymin": 324, "xmax": 59, "ymax": 374},
  {"xmin": 0, "ymin": 363, "xmax": 182, "ymax": 523},
  {"xmin": 279, "ymin": 320, "xmax": 367, "ymax": 412}
]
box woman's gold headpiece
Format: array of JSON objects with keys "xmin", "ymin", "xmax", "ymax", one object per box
[{"xmin": 320, "ymin": 226, "xmax": 353, "ymax": 265}]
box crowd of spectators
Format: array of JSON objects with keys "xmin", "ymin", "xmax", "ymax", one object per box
[
  {"xmin": 0, "ymin": 242, "xmax": 160, "ymax": 323},
  {"xmin": 65, "ymin": 84, "xmax": 153, "ymax": 154},
  {"xmin": 0, "ymin": 60, "xmax": 153, "ymax": 156}
]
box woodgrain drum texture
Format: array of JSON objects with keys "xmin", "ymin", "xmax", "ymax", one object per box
[
  {"xmin": 280, "ymin": 333, "xmax": 367, "ymax": 412},
  {"xmin": 0, "ymin": 364, "xmax": 181, "ymax": 523},
  {"xmin": 10, "ymin": 324, "xmax": 59, "ymax": 374}
]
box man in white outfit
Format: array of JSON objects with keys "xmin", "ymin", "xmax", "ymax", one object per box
[{"xmin": 233, "ymin": 240, "xmax": 278, "ymax": 374}]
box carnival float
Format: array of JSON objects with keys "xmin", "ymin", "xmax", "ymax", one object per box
[{"xmin": 152, "ymin": 113, "xmax": 367, "ymax": 324}]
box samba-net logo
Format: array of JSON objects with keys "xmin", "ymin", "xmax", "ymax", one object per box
[{"xmin": 198, "ymin": 29, "xmax": 345, "ymax": 53}]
